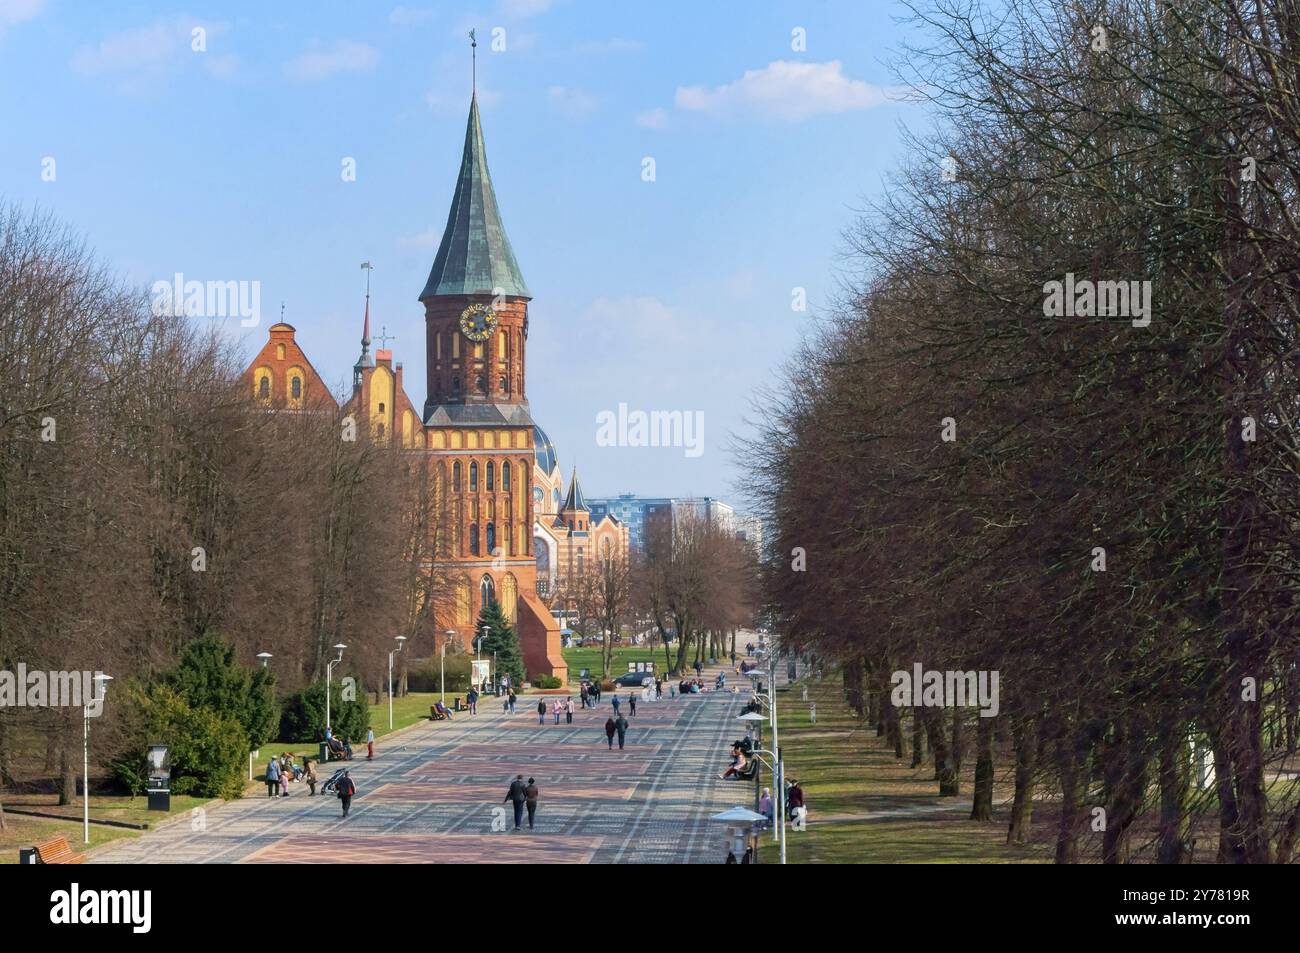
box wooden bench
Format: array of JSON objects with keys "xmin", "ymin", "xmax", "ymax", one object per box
[{"xmin": 34, "ymin": 835, "xmax": 85, "ymax": 865}]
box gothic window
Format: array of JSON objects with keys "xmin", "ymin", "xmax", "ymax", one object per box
[
  {"xmin": 486, "ymin": 522, "xmax": 496, "ymax": 553},
  {"xmin": 502, "ymin": 461, "xmax": 511, "ymax": 491},
  {"xmin": 470, "ymin": 462, "xmax": 478, "ymax": 492},
  {"xmin": 480, "ymin": 574, "xmax": 496, "ymax": 608},
  {"xmin": 258, "ymin": 376, "xmax": 270, "ymax": 399},
  {"xmin": 276, "ymin": 343, "xmax": 286, "ymax": 360},
  {"xmin": 453, "ymin": 461, "xmax": 462, "ymax": 491},
  {"xmin": 291, "ymin": 376, "xmax": 301, "ymax": 400},
  {"xmin": 469, "ymin": 523, "xmax": 480, "ymax": 556},
  {"xmin": 486, "ymin": 462, "xmax": 494, "ymax": 492},
  {"xmin": 475, "ymin": 373, "xmax": 486, "ymax": 393},
  {"xmin": 499, "ymin": 375, "xmax": 509, "ymax": 393}
]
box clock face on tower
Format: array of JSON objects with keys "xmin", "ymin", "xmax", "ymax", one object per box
[{"xmin": 459, "ymin": 303, "xmax": 498, "ymax": 342}]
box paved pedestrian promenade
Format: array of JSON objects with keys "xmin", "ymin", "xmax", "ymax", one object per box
[{"xmin": 91, "ymin": 664, "xmax": 759, "ymax": 864}]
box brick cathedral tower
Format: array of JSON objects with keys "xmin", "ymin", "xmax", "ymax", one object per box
[{"xmin": 420, "ymin": 93, "xmax": 566, "ymax": 681}]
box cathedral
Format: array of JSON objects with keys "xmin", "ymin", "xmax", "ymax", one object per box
[{"xmin": 240, "ymin": 93, "xmax": 633, "ymax": 681}]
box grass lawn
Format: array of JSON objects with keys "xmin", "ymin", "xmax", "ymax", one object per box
[
  {"xmin": 760, "ymin": 672, "xmax": 1044, "ymax": 864},
  {"xmin": 563, "ymin": 645, "xmax": 664, "ymax": 680},
  {"xmin": 0, "ymin": 793, "xmax": 214, "ymax": 863}
]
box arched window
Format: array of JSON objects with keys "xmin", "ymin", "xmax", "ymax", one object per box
[
  {"xmin": 486, "ymin": 522, "xmax": 496, "ymax": 553},
  {"xmin": 291, "ymin": 376, "xmax": 301, "ymax": 400},
  {"xmin": 499, "ymin": 375, "xmax": 509, "ymax": 393},
  {"xmin": 378, "ymin": 402, "xmax": 385, "ymax": 414},
  {"xmin": 258, "ymin": 376, "xmax": 270, "ymax": 399},
  {"xmin": 502, "ymin": 461, "xmax": 511, "ymax": 490},
  {"xmin": 475, "ymin": 373, "xmax": 486, "ymax": 393},
  {"xmin": 505, "ymin": 522, "xmax": 513, "ymax": 556},
  {"xmin": 469, "ymin": 462, "xmax": 478, "ymax": 492},
  {"xmin": 486, "ymin": 462, "xmax": 494, "ymax": 492},
  {"xmin": 276, "ymin": 343, "xmax": 286, "ymax": 360},
  {"xmin": 480, "ymin": 574, "xmax": 496, "ymax": 608},
  {"xmin": 453, "ymin": 461, "xmax": 461, "ymax": 491},
  {"xmin": 469, "ymin": 523, "xmax": 479, "ymax": 556}
]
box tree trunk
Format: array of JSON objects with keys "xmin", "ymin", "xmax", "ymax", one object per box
[
  {"xmin": 1055, "ymin": 754, "xmax": 1084, "ymax": 864},
  {"xmin": 924, "ymin": 707, "xmax": 958, "ymax": 795},
  {"xmin": 910, "ymin": 708, "xmax": 924, "ymax": 768},
  {"xmin": 1156, "ymin": 726, "xmax": 1191, "ymax": 864},
  {"xmin": 1006, "ymin": 717, "xmax": 1035, "ymax": 845},
  {"xmin": 970, "ymin": 716, "xmax": 994, "ymax": 821}
]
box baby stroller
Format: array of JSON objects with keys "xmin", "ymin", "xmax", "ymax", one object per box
[{"xmin": 320, "ymin": 767, "xmax": 348, "ymax": 797}]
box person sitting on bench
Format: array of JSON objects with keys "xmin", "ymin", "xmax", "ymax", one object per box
[
  {"xmin": 720, "ymin": 751, "xmax": 750, "ymax": 780},
  {"xmin": 435, "ymin": 700, "xmax": 454, "ymax": 719}
]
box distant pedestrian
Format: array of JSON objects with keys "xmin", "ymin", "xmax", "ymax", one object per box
[
  {"xmin": 524, "ymin": 777, "xmax": 539, "ymax": 829},
  {"xmin": 694, "ymin": 660, "xmax": 702, "ymax": 677},
  {"xmin": 508, "ymin": 690, "xmax": 517, "ymax": 714},
  {"xmin": 337, "ymin": 769, "xmax": 355, "ymax": 817},
  {"xmin": 655, "ymin": 679, "xmax": 662, "ymax": 699},
  {"xmin": 265, "ymin": 757, "xmax": 280, "ymax": 797},
  {"xmin": 670, "ymin": 684, "xmax": 677, "ymax": 699},
  {"xmin": 552, "ymin": 699, "xmax": 563, "ymax": 724},
  {"xmin": 467, "ymin": 688, "xmax": 479, "ymax": 715},
  {"xmin": 611, "ymin": 695, "xmax": 621, "ymax": 715},
  {"xmin": 565, "ymin": 697, "xmax": 574, "ymax": 724},
  {"xmin": 366, "ymin": 728, "xmax": 375, "ymax": 761},
  {"xmin": 279, "ymin": 766, "xmax": 290, "ymax": 797},
  {"xmin": 604, "ymin": 717, "xmax": 617, "ymax": 749},
  {"xmin": 580, "ymin": 684, "xmax": 589, "ymax": 709},
  {"xmin": 537, "ymin": 699, "xmax": 546, "ymax": 724},
  {"xmin": 505, "ymin": 774, "xmax": 527, "ymax": 830},
  {"xmin": 304, "ymin": 759, "xmax": 318, "ymax": 795},
  {"xmin": 614, "ymin": 714, "xmax": 629, "ymax": 749},
  {"xmin": 628, "ymin": 692, "xmax": 637, "ymax": 716}
]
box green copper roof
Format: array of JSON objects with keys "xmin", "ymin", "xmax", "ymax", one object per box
[{"xmin": 420, "ymin": 96, "xmax": 530, "ymax": 301}]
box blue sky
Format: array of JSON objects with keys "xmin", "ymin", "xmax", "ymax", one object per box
[{"xmin": 0, "ymin": 0, "xmax": 917, "ymax": 504}]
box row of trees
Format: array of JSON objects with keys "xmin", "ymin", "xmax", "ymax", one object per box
[
  {"xmin": 751, "ymin": 0, "xmax": 1300, "ymax": 862},
  {"xmin": 0, "ymin": 204, "xmax": 441, "ymax": 805}
]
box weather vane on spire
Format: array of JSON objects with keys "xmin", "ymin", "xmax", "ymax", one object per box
[{"xmin": 469, "ymin": 28, "xmax": 477, "ymax": 95}]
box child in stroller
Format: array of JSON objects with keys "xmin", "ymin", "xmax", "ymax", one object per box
[{"xmin": 320, "ymin": 766, "xmax": 348, "ymax": 796}]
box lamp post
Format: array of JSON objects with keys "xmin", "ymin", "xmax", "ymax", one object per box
[
  {"xmin": 388, "ymin": 635, "xmax": 408, "ymax": 730},
  {"xmin": 252, "ymin": 653, "xmax": 272, "ymax": 778},
  {"xmin": 83, "ymin": 673, "xmax": 112, "ymax": 845},
  {"xmin": 325, "ymin": 643, "xmax": 347, "ymax": 736},
  {"xmin": 442, "ymin": 630, "xmax": 458, "ymax": 704},
  {"xmin": 478, "ymin": 624, "xmax": 492, "ymax": 693},
  {"xmin": 256, "ymin": 652, "xmax": 273, "ymax": 668}
]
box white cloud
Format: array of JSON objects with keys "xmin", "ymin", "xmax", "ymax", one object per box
[
  {"xmin": 389, "ymin": 5, "xmax": 434, "ymax": 26},
  {"xmin": 675, "ymin": 60, "xmax": 898, "ymax": 121},
  {"xmin": 284, "ymin": 40, "xmax": 378, "ymax": 82},
  {"xmin": 0, "ymin": 0, "xmax": 44, "ymax": 27},
  {"xmin": 636, "ymin": 107, "xmax": 668, "ymax": 130},
  {"xmin": 71, "ymin": 17, "xmax": 231, "ymax": 80},
  {"xmin": 547, "ymin": 85, "xmax": 597, "ymax": 119}
]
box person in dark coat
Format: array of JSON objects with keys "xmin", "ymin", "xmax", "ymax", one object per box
[
  {"xmin": 604, "ymin": 717, "xmax": 617, "ymax": 749},
  {"xmin": 504, "ymin": 774, "xmax": 527, "ymax": 830},
  {"xmin": 337, "ymin": 770, "xmax": 355, "ymax": 817},
  {"xmin": 628, "ymin": 692, "xmax": 637, "ymax": 716},
  {"xmin": 537, "ymin": 699, "xmax": 547, "ymax": 725},
  {"xmin": 614, "ymin": 714, "xmax": 629, "ymax": 749},
  {"xmin": 524, "ymin": 777, "xmax": 539, "ymax": 829}
]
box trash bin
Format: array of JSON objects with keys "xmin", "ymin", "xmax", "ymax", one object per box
[
  {"xmin": 18, "ymin": 847, "xmax": 37, "ymax": 865},
  {"xmin": 319, "ymin": 742, "xmax": 330, "ymax": 763}
]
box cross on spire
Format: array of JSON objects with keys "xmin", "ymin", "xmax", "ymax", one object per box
[
  {"xmin": 375, "ymin": 325, "xmax": 395, "ymax": 349},
  {"xmin": 469, "ymin": 28, "xmax": 477, "ymax": 95}
]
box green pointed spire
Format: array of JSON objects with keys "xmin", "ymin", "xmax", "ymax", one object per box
[
  {"xmin": 562, "ymin": 468, "xmax": 587, "ymax": 513},
  {"xmin": 420, "ymin": 96, "xmax": 530, "ymax": 300}
]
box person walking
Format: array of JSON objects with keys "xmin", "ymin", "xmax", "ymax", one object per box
[
  {"xmin": 552, "ymin": 698, "xmax": 563, "ymax": 725},
  {"xmin": 304, "ymin": 759, "xmax": 318, "ymax": 796},
  {"xmin": 337, "ymin": 769, "xmax": 355, "ymax": 818},
  {"xmin": 655, "ymin": 679, "xmax": 662, "ymax": 700},
  {"xmin": 604, "ymin": 716, "xmax": 617, "ymax": 749},
  {"xmin": 504, "ymin": 774, "xmax": 527, "ymax": 831},
  {"xmin": 366, "ymin": 727, "xmax": 375, "ymax": 761},
  {"xmin": 524, "ymin": 777, "xmax": 539, "ymax": 830},
  {"xmin": 508, "ymin": 689, "xmax": 517, "ymax": 714},
  {"xmin": 265, "ymin": 756, "xmax": 280, "ymax": 797},
  {"xmin": 611, "ymin": 694, "xmax": 621, "ymax": 715},
  {"xmin": 580, "ymin": 684, "xmax": 589, "ymax": 709},
  {"xmin": 628, "ymin": 692, "xmax": 637, "ymax": 716},
  {"xmin": 694, "ymin": 660, "xmax": 703, "ymax": 678},
  {"xmin": 279, "ymin": 765, "xmax": 290, "ymax": 797},
  {"xmin": 537, "ymin": 699, "xmax": 547, "ymax": 725},
  {"xmin": 614, "ymin": 713, "xmax": 629, "ymax": 750},
  {"xmin": 565, "ymin": 697, "xmax": 574, "ymax": 724},
  {"xmin": 467, "ymin": 687, "xmax": 478, "ymax": 715}
]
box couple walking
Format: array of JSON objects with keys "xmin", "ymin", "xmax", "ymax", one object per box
[
  {"xmin": 504, "ymin": 774, "xmax": 540, "ymax": 830},
  {"xmin": 604, "ymin": 714, "xmax": 629, "ymax": 749}
]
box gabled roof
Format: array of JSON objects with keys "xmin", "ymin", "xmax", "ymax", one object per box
[{"xmin": 420, "ymin": 95, "xmax": 530, "ymax": 301}]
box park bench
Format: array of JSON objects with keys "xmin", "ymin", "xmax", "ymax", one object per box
[
  {"xmin": 735, "ymin": 759, "xmax": 759, "ymax": 782},
  {"xmin": 430, "ymin": 705, "xmax": 451, "ymax": 721},
  {"xmin": 34, "ymin": 835, "xmax": 85, "ymax": 864}
]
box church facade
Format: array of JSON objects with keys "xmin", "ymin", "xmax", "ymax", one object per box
[{"xmin": 242, "ymin": 94, "xmax": 568, "ymax": 680}]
